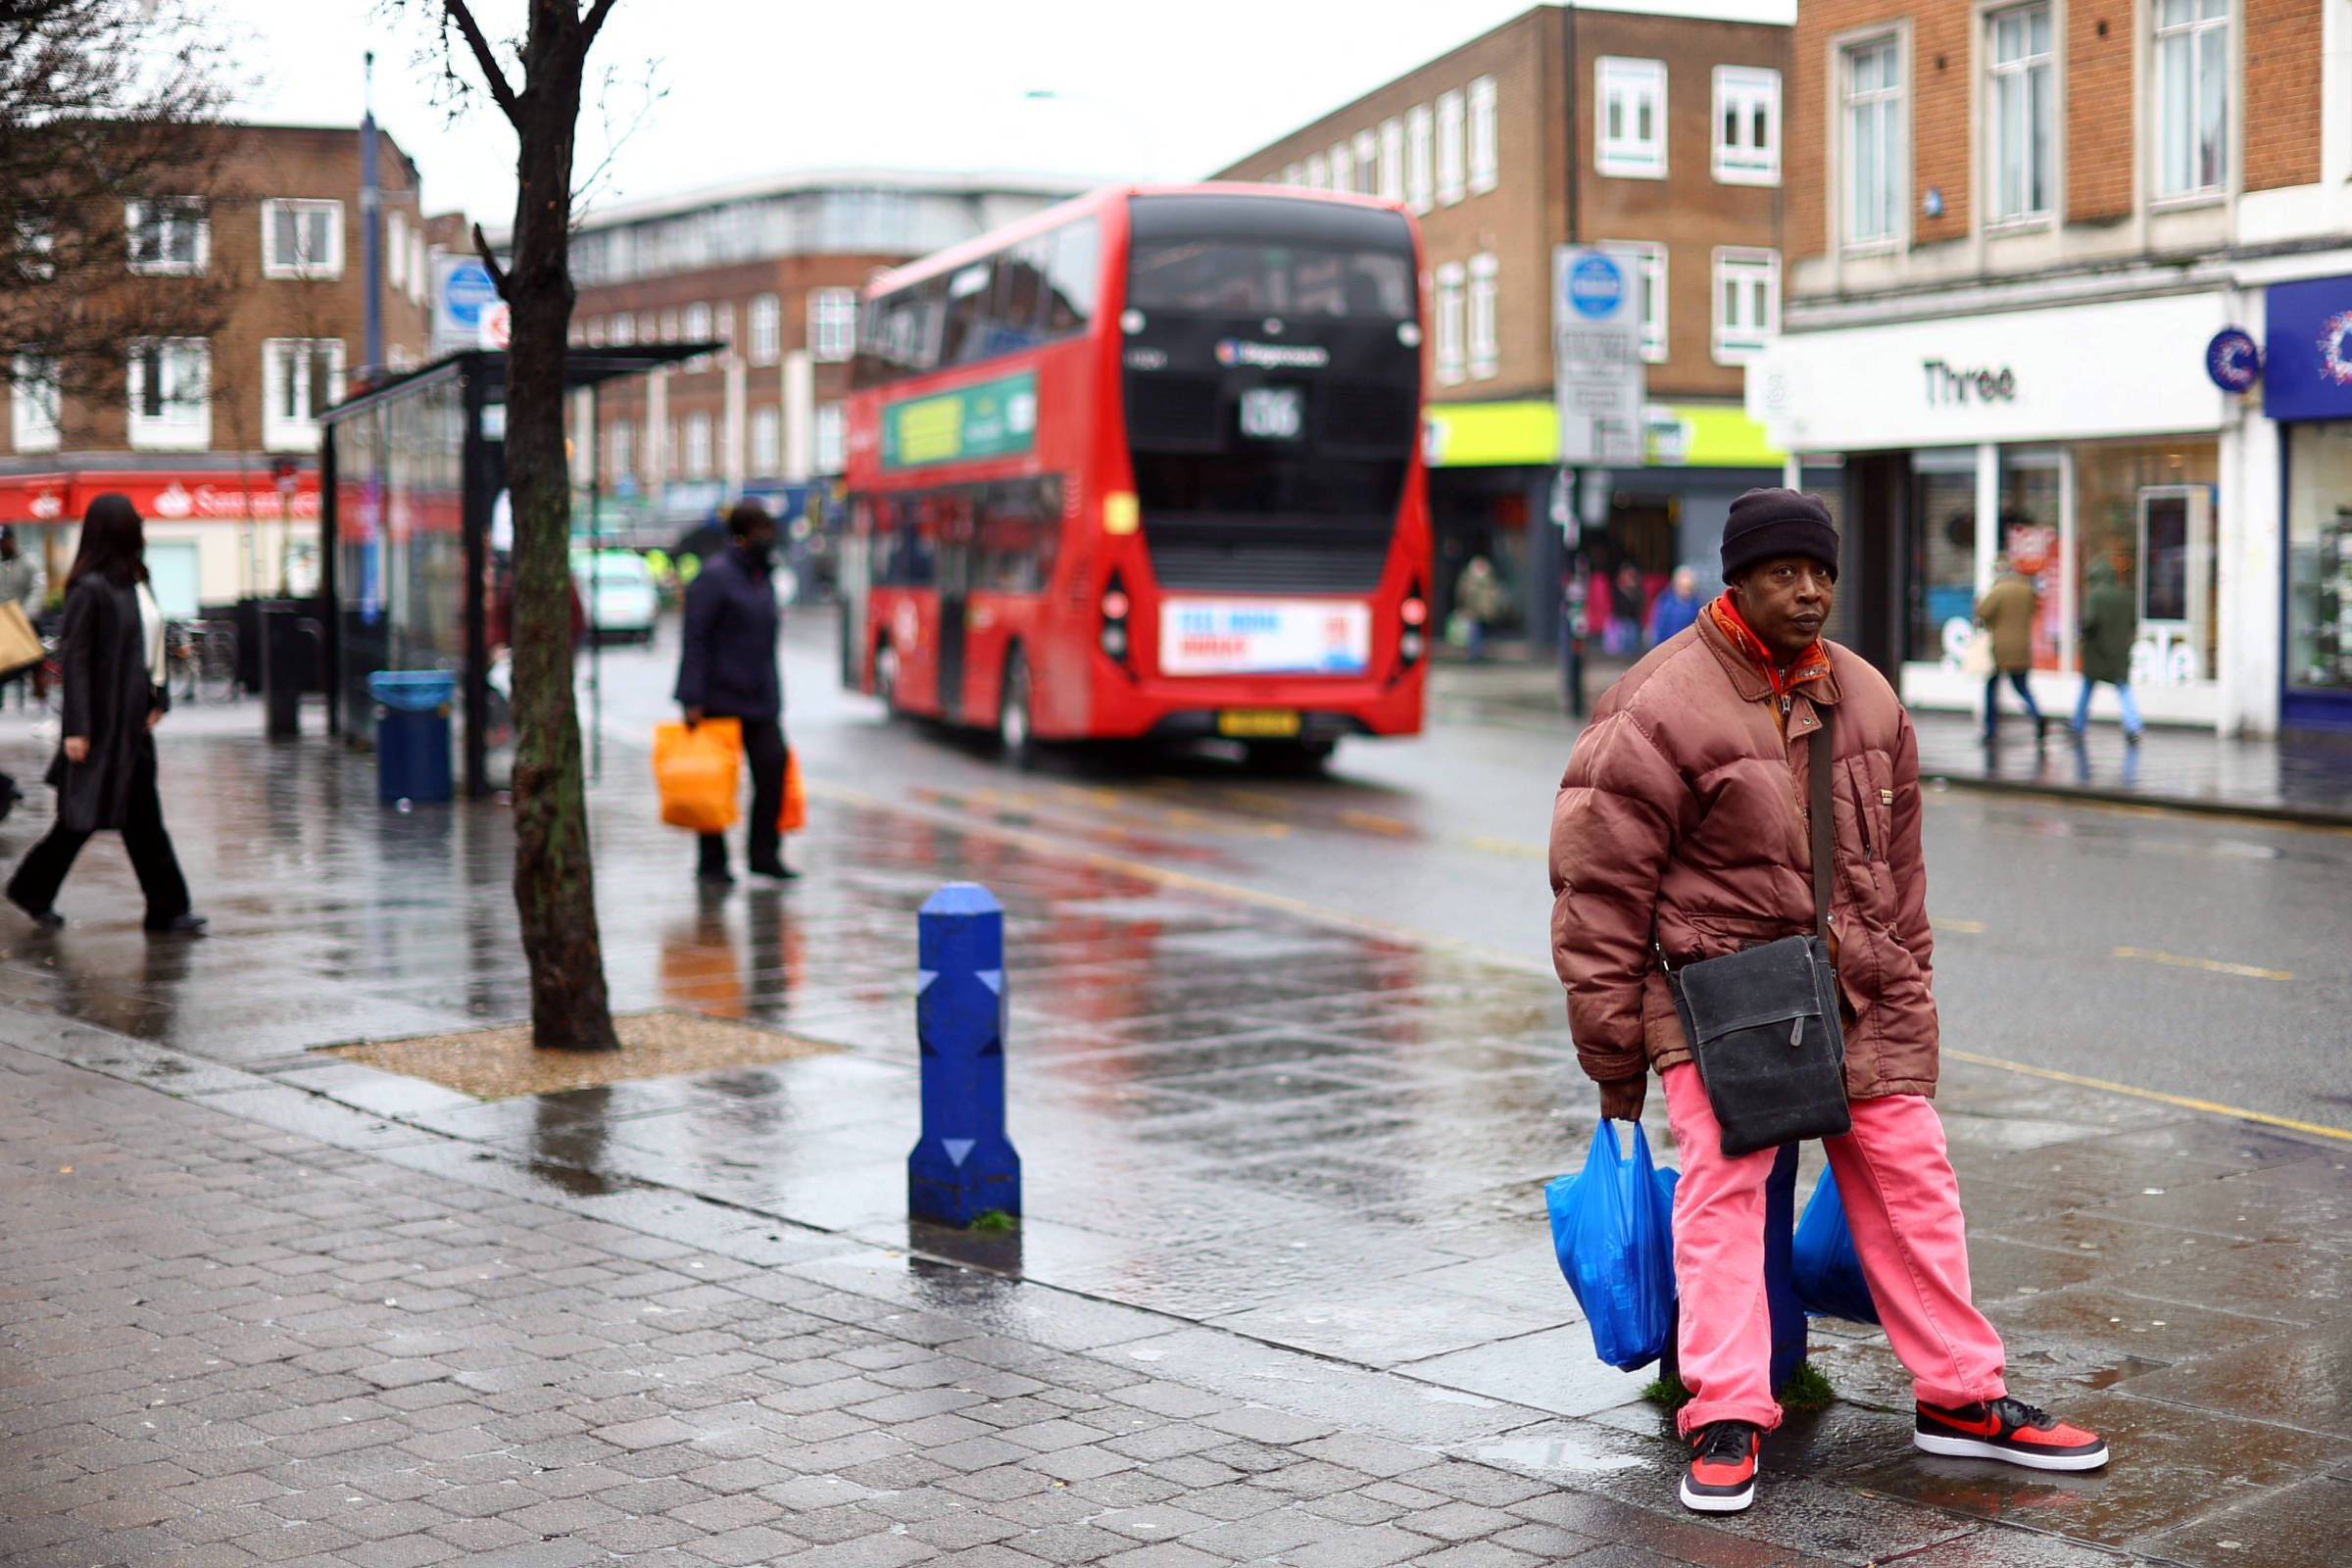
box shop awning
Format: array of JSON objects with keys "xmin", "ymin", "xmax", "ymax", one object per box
[{"xmin": 1423, "ymin": 399, "xmax": 1788, "ymax": 469}]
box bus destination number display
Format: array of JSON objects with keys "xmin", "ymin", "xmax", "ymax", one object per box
[
  {"xmin": 1161, "ymin": 599, "xmax": 1371, "ymax": 677},
  {"xmin": 1239, "ymin": 387, "xmax": 1304, "ymax": 441}
]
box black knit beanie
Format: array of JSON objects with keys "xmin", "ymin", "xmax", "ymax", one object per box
[{"xmin": 1720, "ymin": 488, "xmax": 1839, "ymax": 581}]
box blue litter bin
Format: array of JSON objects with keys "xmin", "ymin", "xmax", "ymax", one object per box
[{"xmin": 368, "ymin": 670, "xmax": 455, "ymax": 805}]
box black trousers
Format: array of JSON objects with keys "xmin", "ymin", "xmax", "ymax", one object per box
[
  {"xmin": 698, "ymin": 716, "xmax": 789, "ymax": 872},
  {"xmin": 9, "ymin": 755, "xmax": 190, "ymax": 920}
]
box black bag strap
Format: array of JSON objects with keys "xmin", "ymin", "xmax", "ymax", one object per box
[{"xmin": 1809, "ymin": 704, "xmax": 1835, "ymax": 942}]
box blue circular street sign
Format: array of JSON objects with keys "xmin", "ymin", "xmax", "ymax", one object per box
[
  {"xmin": 444, "ymin": 261, "xmax": 501, "ymax": 327},
  {"xmin": 2205, "ymin": 326, "xmax": 2262, "ymax": 392},
  {"xmin": 1566, "ymin": 254, "xmax": 1625, "ymax": 320}
]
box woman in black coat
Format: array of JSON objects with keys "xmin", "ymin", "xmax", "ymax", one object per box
[{"xmin": 6, "ymin": 493, "xmax": 203, "ymax": 933}]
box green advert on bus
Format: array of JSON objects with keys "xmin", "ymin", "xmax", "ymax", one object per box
[{"xmin": 882, "ymin": 372, "xmax": 1039, "ymax": 470}]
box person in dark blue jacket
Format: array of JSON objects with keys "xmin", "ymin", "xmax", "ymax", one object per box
[
  {"xmin": 1644, "ymin": 565, "xmax": 1703, "ymax": 649},
  {"xmin": 675, "ymin": 502, "xmax": 795, "ymax": 884}
]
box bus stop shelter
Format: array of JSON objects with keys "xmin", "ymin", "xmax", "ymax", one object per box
[{"xmin": 318, "ymin": 344, "xmax": 710, "ymax": 798}]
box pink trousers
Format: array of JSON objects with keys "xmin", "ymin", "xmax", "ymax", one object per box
[{"xmin": 1660, "ymin": 1063, "xmax": 2007, "ymax": 1434}]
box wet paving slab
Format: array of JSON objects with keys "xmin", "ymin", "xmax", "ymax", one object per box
[{"xmin": 0, "ymin": 722, "xmax": 2347, "ymax": 1560}]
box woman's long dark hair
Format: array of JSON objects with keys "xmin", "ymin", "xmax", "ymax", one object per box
[{"xmin": 67, "ymin": 493, "xmax": 149, "ymax": 589}]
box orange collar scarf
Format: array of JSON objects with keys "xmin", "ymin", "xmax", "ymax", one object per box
[{"xmin": 1710, "ymin": 595, "xmax": 1832, "ymax": 700}]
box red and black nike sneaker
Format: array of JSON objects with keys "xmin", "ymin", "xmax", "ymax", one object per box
[
  {"xmin": 1914, "ymin": 1396, "xmax": 2109, "ymax": 1471},
  {"xmin": 1681, "ymin": 1419, "xmax": 1762, "ymax": 1512}
]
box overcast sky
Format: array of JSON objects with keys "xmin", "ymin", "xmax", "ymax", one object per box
[{"xmin": 220, "ymin": 0, "xmax": 1794, "ymax": 227}]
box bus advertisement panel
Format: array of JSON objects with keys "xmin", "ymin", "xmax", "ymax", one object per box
[{"xmin": 841, "ymin": 184, "xmax": 1431, "ymax": 766}]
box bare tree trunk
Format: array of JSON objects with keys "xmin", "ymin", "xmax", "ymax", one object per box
[{"xmin": 447, "ymin": 0, "xmax": 624, "ymax": 1052}]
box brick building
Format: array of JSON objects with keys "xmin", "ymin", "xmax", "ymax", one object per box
[
  {"xmin": 1753, "ymin": 0, "xmax": 2352, "ymax": 734},
  {"xmin": 0, "ymin": 123, "xmax": 451, "ymax": 613},
  {"xmin": 1215, "ymin": 4, "xmax": 1825, "ymax": 648},
  {"xmin": 555, "ymin": 171, "xmax": 1086, "ymax": 548}
]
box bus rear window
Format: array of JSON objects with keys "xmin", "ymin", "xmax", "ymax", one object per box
[{"xmin": 1126, "ymin": 242, "xmax": 1413, "ymax": 319}]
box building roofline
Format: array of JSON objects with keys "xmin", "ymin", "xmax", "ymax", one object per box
[{"xmin": 516, "ymin": 168, "xmax": 1100, "ymax": 243}]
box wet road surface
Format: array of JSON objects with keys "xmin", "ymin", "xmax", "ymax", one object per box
[{"xmin": 0, "ymin": 612, "xmax": 2341, "ymax": 1561}]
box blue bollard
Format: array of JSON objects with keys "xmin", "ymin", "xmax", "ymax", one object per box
[
  {"xmin": 1763, "ymin": 1144, "xmax": 1809, "ymax": 1392},
  {"xmin": 908, "ymin": 883, "xmax": 1021, "ymax": 1227}
]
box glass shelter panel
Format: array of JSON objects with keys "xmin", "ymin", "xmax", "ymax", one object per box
[{"xmin": 1908, "ymin": 454, "xmax": 1977, "ymax": 663}]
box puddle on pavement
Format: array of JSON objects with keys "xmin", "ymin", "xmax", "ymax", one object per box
[
  {"xmin": 1474, "ymin": 1432, "xmax": 1645, "ymax": 1473},
  {"xmin": 2080, "ymin": 1354, "xmax": 2172, "ymax": 1389}
]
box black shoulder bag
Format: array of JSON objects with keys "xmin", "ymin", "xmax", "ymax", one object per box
[{"xmin": 1663, "ymin": 708, "xmax": 1851, "ymax": 1157}]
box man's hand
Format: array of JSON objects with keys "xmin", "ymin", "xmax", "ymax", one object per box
[
  {"xmin": 63, "ymin": 736, "xmax": 88, "ymax": 762},
  {"xmin": 682, "ymin": 706, "xmax": 703, "ymax": 729},
  {"xmin": 146, "ymin": 710, "xmax": 161, "ymax": 732},
  {"xmin": 1597, "ymin": 1075, "xmax": 1647, "ymax": 1122}
]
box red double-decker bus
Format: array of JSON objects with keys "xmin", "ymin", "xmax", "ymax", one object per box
[{"xmin": 839, "ymin": 184, "xmax": 1431, "ymax": 768}]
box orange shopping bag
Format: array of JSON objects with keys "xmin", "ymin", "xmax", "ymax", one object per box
[
  {"xmin": 777, "ymin": 749, "xmax": 807, "ymax": 833},
  {"xmin": 653, "ymin": 718, "xmax": 742, "ymax": 833}
]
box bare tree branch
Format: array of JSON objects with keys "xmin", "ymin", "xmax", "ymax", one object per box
[
  {"xmin": 581, "ymin": 0, "xmax": 622, "ymax": 43},
  {"xmin": 441, "ymin": 0, "xmax": 520, "ymax": 124},
  {"xmin": 569, "ymin": 56, "xmax": 664, "ymax": 217},
  {"xmin": 469, "ymin": 219, "xmax": 509, "ymax": 295}
]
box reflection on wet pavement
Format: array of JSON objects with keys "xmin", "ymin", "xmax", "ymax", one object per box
[{"xmin": 0, "ymin": 725, "xmax": 2347, "ymax": 1560}]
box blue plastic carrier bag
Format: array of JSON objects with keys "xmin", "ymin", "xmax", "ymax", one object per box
[
  {"xmin": 1790, "ymin": 1164, "xmax": 1881, "ymax": 1324},
  {"xmin": 1544, "ymin": 1120, "xmax": 1680, "ymax": 1371}
]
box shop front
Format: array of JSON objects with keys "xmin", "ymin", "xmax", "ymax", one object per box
[
  {"xmin": 2263, "ymin": 275, "xmax": 2352, "ymax": 730},
  {"xmin": 1420, "ymin": 398, "xmax": 1815, "ymax": 653},
  {"xmin": 0, "ymin": 467, "xmax": 323, "ymax": 615},
  {"xmin": 1748, "ymin": 290, "xmax": 2273, "ymax": 732}
]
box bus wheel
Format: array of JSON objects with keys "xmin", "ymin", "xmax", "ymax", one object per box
[
  {"xmin": 998, "ymin": 649, "xmax": 1036, "ymax": 770},
  {"xmin": 1246, "ymin": 739, "xmax": 1335, "ymax": 776},
  {"xmin": 874, "ymin": 640, "xmax": 901, "ymax": 713}
]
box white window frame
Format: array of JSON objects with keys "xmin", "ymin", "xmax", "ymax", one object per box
[
  {"xmin": 1351, "ymin": 130, "xmax": 1378, "ymax": 194},
  {"xmin": 1304, "ymin": 152, "xmax": 1329, "ymax": 190},
  {"xmin": 1378, "ymin": 118, "xmax": 1405, "ymax": 202},
  {"xmin": 2153, "ymin": 0, "xmax": 2230, "ymax": 200},
  {"xmin": 410, "ymin": 230, "xmax": 428, "ymax": 303},
  {"xmin": 808, "ymin": 288, "xmax": 857, "ymax": 363},
  {"xmin": 386, "ymin": 212, "xmax": 408, "ymax": 292},
  {"xmin": 684, "ymin": 412, "xmax": 713, "ymax": 478},
  {"xmin": 584, "ymin": 316, "xmax": 608, "ymax": 349},
  {"xmin": 749, "ymin": 294, "xmax": 782, "ymax": 365},
  {"xmin": 1604, "ymin": 241, "xmax": 1670, "ymax": 364},
  {"xmin": 260, "ymin": 198, "xmax": 343, "ymax": 280},
  {"xmin": 609, "ymin": 312, "xmax": 635, "ymax": 347},
  {"xmin": 608, "ymin": 417, "xmax": 635, "ymax": 482},
  {"xmin": 1433, "ymin": 262, "xmax": 1466, "ymax": 386},
  {"xmin": 750, "ymin": 405, "xmax": 781, "ymax": 474},
  {"xmin": 1467, "ymin": 75, "xmax": 1499, "ymax": 193},
  {"xmin": 123, "ymin": 198, "xmax": 208, "ymax": 276},
  {"xmin": 1329, "ymin": 142, "xmax": 1354, "ymax": 195},
  {"xmin": 1406, "ymin": 104, "xmax": 1435, "ymax": 211},
  {"xmin": 1466, "ymin": 253, "xmax": 1498, "ymax": 380},
  {"xmin": 261, "ymin": 337, "xmax": 347, "ymax": 452},
  {"xmin": 126, "ymin": 337, "xmax": 212, "ymax": 451},
  {"xmin": 813, "ymin": 401, "xmax": 846, "ymax": 476},
  {"xmin": 1713, "ymin": 66, "xmax": 1782, "ymax": 185},
  {"xmin": 1436, "ymin": 89, "xmax": 1467, "ymax": 204},
  {"xmin": 1595, "ymin": 58, "xmax": 1669, "ymax": 179},
  {"xmin": 1711, "ymin": 247, "xmax": 1779, "ymax": 366},
  {"xmin": 10, "ymin": 357, "xmax": 60, "ymax": 453},
  {"xmin": 1282, "ymin": 162, "xmax": 1304, "ymax": 187},
  {"xmin": 1986, "ymin": 5, "xmax": 2057, "ymax": 223},
  {"xmin": 1841, "ymin": 36, "xmax": 1907, "ymax": 251}
]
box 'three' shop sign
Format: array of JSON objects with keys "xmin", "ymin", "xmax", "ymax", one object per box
[{"xmin": 1922, "ymin": 360, "xmax": 2017, "ymax": 407}]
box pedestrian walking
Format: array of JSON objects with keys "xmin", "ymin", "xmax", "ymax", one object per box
[
  {"xmin": 2073, "ymin": 559, "xmax": 2142, "ymax": 741},
  {"xmin": 1548, "ymin": 487, "xmax": 2106, "ymax": 1516},
  {"xmin": 1974, "ymin": 555, "xmax": 2045, "ymax": 741},
  {"xmin": 674, "ymin": 500, "xmax": 796, "ymax": 885},
  {"xmin": 1559, "ymin": 562, "xmax": 1590, "ymax": 719},
  {"xmin": 1643, "ymin": 564, "xmax": 1702, "ymax": 649},
  {"xmin": 0, "ymin": 525, "xmax": 44, "ymax": 815},
  {"xmin": 1454, "ymin": 556, "xmax": 1505, "ymax": 662},
  {"xmin": 1601, "ymin": 562, "xmax": 1644, "ymax": 656},
  {"xmin": 6, "ymin": 494, "xmax": 203, "ymax": 934}
]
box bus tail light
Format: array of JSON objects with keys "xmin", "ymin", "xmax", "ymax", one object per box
[
  {"xmin": 1398, "ymin": 583, "xmax": 1427, "ymax": 666},
  {"xmin": 1100, "ymin": 571, "xmax": 1133, "ymax": 663}
]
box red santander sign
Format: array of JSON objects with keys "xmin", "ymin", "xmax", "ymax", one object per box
[{"xmin": 0, "ymin": 470, "xmax": 320, "ymax": 525}]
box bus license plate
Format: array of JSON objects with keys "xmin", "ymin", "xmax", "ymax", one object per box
[{"xmin": 1217, "ymin": 709, "xmax": 1301, "ymax": 739}]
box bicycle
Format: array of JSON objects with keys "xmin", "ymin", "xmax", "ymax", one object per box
[{"xmin": 166, "ymin": 619, "xmax": 240, "ymax": 705}]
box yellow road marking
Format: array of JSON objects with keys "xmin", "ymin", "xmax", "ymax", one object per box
[
  {"xmin": 811, "ymin": 777, "xmax": 2349, "ymax": 1147},
  {"xmin": 2113, "ymin": 946, "xmax": 2293, "ymax": 982},
  {"xmin": 1338, "ymin": 809, "xmax": 1413, "ymax": 837},
  {"xmin": 1470, "ymin": 836, "xmax": 1547, "ymax": 860},
  {"xmin": 1931, "ymin": 917, "xmax": 1987, "ymax": 933},
  {"xmin": 1944, "ymin": 1050, "xmax": 2352, "ymax": 1145}
]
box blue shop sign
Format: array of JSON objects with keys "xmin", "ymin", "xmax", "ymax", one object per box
[{"xmin": 2263, "ymin": 274, "xmax": 2352, "ymax": 419}]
